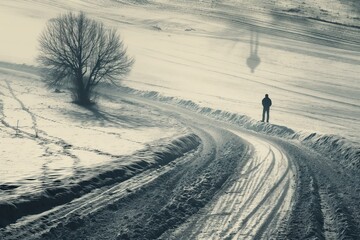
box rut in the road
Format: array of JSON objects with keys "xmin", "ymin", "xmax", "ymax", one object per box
[
  {"xmin": 164, "ymin": 133, "xmax": 295, "ymax": 240},
  {"xmin": 40, "ymin": 128, "xmax": 248, "ymax": 240},
  {"xmin": 272, "ymin": 138, "xmax": 360, "ymax": 240},
  {"xmin": 0, "ymin": 134, "xmax": 200, "ymax": 230}
]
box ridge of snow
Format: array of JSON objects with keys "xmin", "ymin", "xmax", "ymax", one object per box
[
  {"xmin": 0, "ymin": 133, "xmax": 201, "ymax": 228},
  {"xmin": 121, "ymin": 86, "xmax": 360, "ymax": 171}
]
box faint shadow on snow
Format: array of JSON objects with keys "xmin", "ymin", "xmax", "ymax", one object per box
[
  {"xmin": 0, "ymin": 62, "xmax": 39, "ymax": 76},
  {"xmin": 62, "ymin": 104, "xmax": 157, "ymax": 129}
]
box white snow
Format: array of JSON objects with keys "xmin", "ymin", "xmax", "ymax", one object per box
[
  {"xmin": 0, "ymin": 0, "xmax": 359, "ymax": 236},
  {"xmin": 0, "ymin": 0, "xmax": 359, "ymax": 200},
  {"xmin": 0, "ymin": 66, "xmax": 188, "ymax": 202},
  {"xmin": 1, "ymin": 0, "xmax": 358, "ymax": 142}
]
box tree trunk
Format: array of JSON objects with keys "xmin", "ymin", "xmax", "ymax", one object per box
[
  {"xmin": 74, "ymin": 74, "xmax": 91, "ymax": 105},
  {"xmin": 76, "ymin": 87, "xmax": 91, "ymax": 105}
]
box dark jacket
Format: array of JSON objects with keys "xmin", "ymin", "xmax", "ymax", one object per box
[{"xmin": 262, "ymin": 97, "xmax": 272, "ymax": 109}]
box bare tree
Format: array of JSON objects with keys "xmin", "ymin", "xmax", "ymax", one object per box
[{"xmin": 38, "ymin": 12, "xmax": 134, "ymax": 105}]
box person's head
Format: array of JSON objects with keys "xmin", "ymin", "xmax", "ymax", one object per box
[{"xmin": 265, "ymin": 94, "xmax": 269, "ymax": 98}]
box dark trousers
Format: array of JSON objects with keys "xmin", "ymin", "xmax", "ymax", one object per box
[{"xmin": 262, "ymin": 108, "xmax": 270, "ymax": 122}]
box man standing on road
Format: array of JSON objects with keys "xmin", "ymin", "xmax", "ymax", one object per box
[{"xmin": 262, "ymin": 94, "xmax": 272, "ymax": 123}]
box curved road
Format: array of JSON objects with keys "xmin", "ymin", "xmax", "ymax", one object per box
[
  {"xmin": 1, "ymin": 92, "xmax": 296, "ymax": 240},
  {"xmin": 133, "ymin": 95, "xmax": 296, "ymax": 240},
  {"xmin": 0, "ymin": 0, "xmax": 359, "ymax": 239},
  {"xmin": 169, "ymin": 133, "xmax": 295, "ymax": 240},
  {"xmin": 1, "ymin": 90, "xmax": 359, "ymax": 240}
]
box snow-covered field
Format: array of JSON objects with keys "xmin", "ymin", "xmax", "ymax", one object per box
[
  {"xmin": 1, "ymin": 0, "xmax": 359, "ymax": 141},
  {"xmin": 0, "ymin": 0, "xmax": 359, "ymax": 239}
]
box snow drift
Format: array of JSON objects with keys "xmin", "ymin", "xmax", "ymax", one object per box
[
  {"xmin": 120, "ymin": 86, "xmax": 360, "ymax": 171},
  {"xmin": 0, "ymin": 133, "xmax": 201, "ymax": 228}
]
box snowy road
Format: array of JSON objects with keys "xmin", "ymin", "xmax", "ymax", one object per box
[
  {"xmin": 0, "ymin": 0, "xmax": 359, "ymax": 239},
  {"xmin": 129, "ymin": 95, "xmax": 296, "ymax": 239},
  {"xmin": 0, "ymin": 75, "xmax": 359, "ymax": 239},
  {"xmin": 0, "ymin": 90, "xmax": 296, "ymax": 239},
  {"xmin": 170, "ymin": 134, "xmax": 294, "ymax": 240},
  {"xmin": 118, "ymin": 94, "xmax": 360, "ymax": 240}
]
